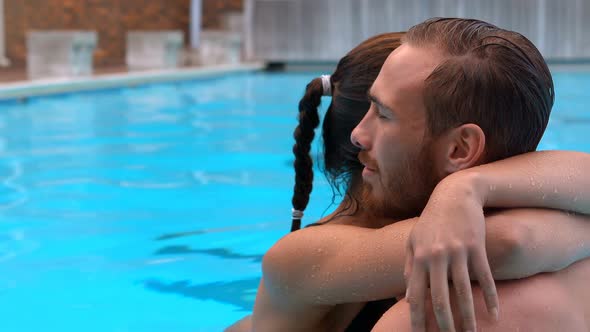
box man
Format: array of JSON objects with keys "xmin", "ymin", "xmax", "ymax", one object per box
[
  {"xmin": 348, "ymin": 17, "xmax": 590, "ymax": 331},
  {"xmin": 240, "ymin": 18, "xmax": 590, "ymax": 332}
]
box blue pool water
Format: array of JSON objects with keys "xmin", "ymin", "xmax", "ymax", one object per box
[{"xmin": 0, "ymin": 70, "xmax": 588, "ymax": 331}]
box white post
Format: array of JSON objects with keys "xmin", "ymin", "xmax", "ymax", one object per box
[
  {"xmin": 0, "ymin": 0, "xmax": 10, "ymax": 66},
  {"xmin": 243, "ymin": 0, "xmax": 254, "ymax": 61},
  {"xmin": 190, "ymin": 0, "xmax": 202, "ymax": 49}
]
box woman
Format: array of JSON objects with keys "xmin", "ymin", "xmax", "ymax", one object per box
[
  {"xmin": 290, "ymin": 32, "xmax": 405, "ymax": 232},
  {"xmin": 228, "ymin": 32, "xmax": 590, "ymax": 332}
]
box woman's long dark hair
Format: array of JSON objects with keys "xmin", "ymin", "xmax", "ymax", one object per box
[{"xmin": 291, "ymin": 32, "xmax": 404, "ymax": 231}]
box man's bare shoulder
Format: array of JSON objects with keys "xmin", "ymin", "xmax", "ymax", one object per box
[
  {"xmin": 553, "ymin": 258, "xmax": 590, "ymax": 319},
  {"xmin": 373, "ymin": 272, "xmax": 587, "ymax": 332}
]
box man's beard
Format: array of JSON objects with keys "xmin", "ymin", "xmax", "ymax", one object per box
[{"xmin": 360, "ymin": 143, "xmax": 441, "ymax": 220}]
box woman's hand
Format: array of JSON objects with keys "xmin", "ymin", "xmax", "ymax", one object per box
[{"xmin": 404, "ymin": 174, "xmax": 499, "ymax": 332}]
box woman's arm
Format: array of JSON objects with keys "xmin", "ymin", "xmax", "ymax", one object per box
[
  {"xmin": 225, "ymin": 315, "xmax": 252, "ymax": 332},
  {"xmin": 261, "ymin": 208, "xmax": 590, "ymax": 306},
  {"xmin": 461, "ymin": 150, "xmax": 590, "ymax": 213},
  {"xmin": 261, "ymin": 219, "xmax": 413, "ymax": 305},
  {"xmin": 486, "ymin": 208, "xmax": 590, "ymax": 279}
]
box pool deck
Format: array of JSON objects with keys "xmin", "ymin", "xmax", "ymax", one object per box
[
  {"xmin": 0, "ymin": 63, "xmax": 265, "ymax": 101},
  {"xmin": 0, "ymin": 65, "xmax": 151, "ymax": 84}
]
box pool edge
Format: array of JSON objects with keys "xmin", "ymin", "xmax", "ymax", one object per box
[{"xmin": 0, "ymin": 63, "xmax": 265, "ymax": 101}]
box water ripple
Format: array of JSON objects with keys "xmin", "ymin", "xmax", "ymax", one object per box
[
  {"xmin": 192, "ymin": 171, "xmax": 251, "ymax": 185},
  {"xmin": 0, "ymin": 161, "xmax": 28, "ymax": 210},
  {"xmin": 0, "ymin": 230, "xmax": 39, "ymax": 262}
]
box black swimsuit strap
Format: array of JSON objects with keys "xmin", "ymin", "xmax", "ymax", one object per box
[{"xmin": 345, "ymin": 298, "xmax": 398, "ymax": 332}]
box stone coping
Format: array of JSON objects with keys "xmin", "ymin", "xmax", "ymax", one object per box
[{"xmin": 0, "ymin": 62, "xmax": 264, "ymax": 101}]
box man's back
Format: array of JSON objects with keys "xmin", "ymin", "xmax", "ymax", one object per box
[{"xmin": 373, "ymin": 259, "xmax": 590, "ymax": 331}]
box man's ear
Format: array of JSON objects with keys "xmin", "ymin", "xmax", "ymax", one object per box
[{"xmin": 437, "ymin": 124, "xmax": 486, "ymax": 174}]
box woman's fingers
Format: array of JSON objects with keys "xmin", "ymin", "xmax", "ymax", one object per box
[
  {"xmin": 471, "ymin": 248, "xmax": 499, "ymax": 321},
  {"xmin": 407, "ymin": 262, "xmax": 428, "ymax": 332},
  {"xmin": 451, "ymin": 251, "xmax": 476, "ymax": 332},
  {"xmin": 429, "ymin": 252, "xmax": 455, "ymax": 332}
]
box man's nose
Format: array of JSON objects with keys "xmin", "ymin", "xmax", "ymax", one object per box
[{"xmin": 351, "ymin": 114, "xmax": 371, "ymax": 150}]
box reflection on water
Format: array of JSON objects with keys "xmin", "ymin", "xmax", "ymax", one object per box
[
  {"xmin": 0, "ymin": 161, "xmax": 27, "ymax": 210},
  {"xmin": 143, "ymin": 278, "xmax": 260, "ymax": 312},
  {"xmin": 155, "ymin": 230, "xmax": 206, "ymax": 240},
  {"xmin": 154, "ymin": 245, "xmax": 263, "ymax": 263},
  {"xmin": 154, "ymin": 221, "xmax": 285, "ymax": 241}
]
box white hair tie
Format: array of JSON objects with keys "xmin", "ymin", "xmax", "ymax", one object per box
[
  {"xmin": 292, "ymin": 208, "xmax": 304, "ymax": 220},
  {"xmin": 321, "ymin": 75, "xmax": 332, "ymax": 96}
]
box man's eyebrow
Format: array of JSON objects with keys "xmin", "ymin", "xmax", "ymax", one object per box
[{"xmin": 367, "ymin": 88, "xmax": 392, "ymax": 113}]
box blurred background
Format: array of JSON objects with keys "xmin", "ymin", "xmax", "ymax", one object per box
[{"xmin": 1, "ymin": 0, "xmax": 589, "ymax": 81}]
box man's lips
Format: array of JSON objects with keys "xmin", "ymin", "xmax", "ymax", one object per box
[
  {"xmin": 361, "ymin": 164, "xmax": 377, "ymax": 179},
  {"xmin": 358, "ymin": 154, "xmax": 378, "ymax": 172}
]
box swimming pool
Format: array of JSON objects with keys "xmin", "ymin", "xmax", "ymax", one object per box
[{"xmin": 0, "ymin": 69, "xmax": 588, "ymax": 331}]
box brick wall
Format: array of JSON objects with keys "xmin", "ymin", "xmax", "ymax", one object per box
[
  {"xmin": 202, "ymin": 0, "xmax": 243, "ymax": 29},
  {"xmin": 5, "ymin": 0, "xmax": 243, "ymax": 67}
]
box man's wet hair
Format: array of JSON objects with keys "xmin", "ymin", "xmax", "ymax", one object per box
[{"xmin": 404, "ymin": 17, "xmax": 554, "ymax": 162}]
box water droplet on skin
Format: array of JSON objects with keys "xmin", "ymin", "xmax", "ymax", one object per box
[
  {"xmin": 316, "ymin": 248, "xmax": 324, "ymax": 254},
  {"xmin": 554, "ymin": 188, "xmax": 559, "ymax": 194},
  {"xmin": 508, "ymin": 183, "xmax": 513, "ymax": 189},
  {"xmin": 530, "ymin": 178, "xmax": 536, "ymax": 186},
  {"xmin": 489, "ymin": 185, "xmax": 497, "ymax": 191},
  {"xmin": 542, "ymin": 194, "xmax": 546, "ymax": 200}
]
